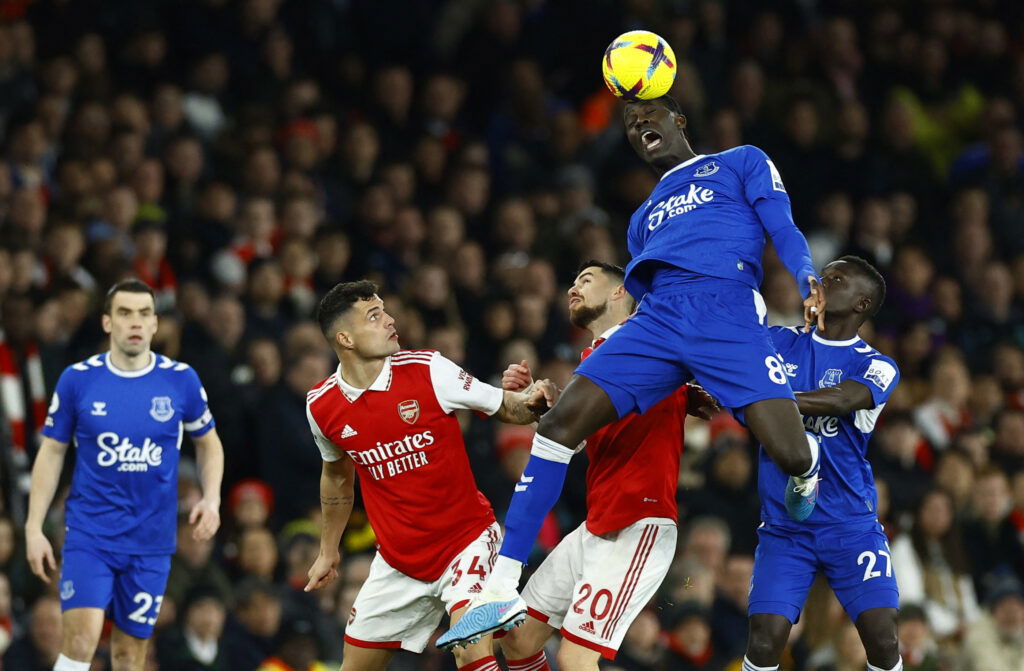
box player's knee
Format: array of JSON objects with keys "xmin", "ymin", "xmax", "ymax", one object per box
[
  {"xmin": 64, "ymin": 630, "xmax": 99, "ymax": 660},
  {"xmin": 859, "ymin": 613, "xmax": 899, "ymax": 661}
]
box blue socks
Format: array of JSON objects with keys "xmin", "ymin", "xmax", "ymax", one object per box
[{"xmin": 499, "ymin": 434, "xmax": 575, "ymax": 563}]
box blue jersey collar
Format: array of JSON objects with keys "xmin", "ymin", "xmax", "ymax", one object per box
[
  {"xmin": 104, "ymin": 351, "xmax": 156, "ymax": 377},
  {"xmin": 660, "ymin": 154, "xmax": 707, "ymax": 182},
  {"xmin": 811, "ymin": 329, "xmax": 861, "ymax": 347}
]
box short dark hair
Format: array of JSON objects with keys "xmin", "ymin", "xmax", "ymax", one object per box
[
  {"xmin": 103, "ymin": 279, "xmax": 155, "ymax": 314},
  {"xmin": 575, "ymin": 260, "xmax": 637, "ymax": 312},
  {"xmin": 834, "ymin": 255, "xmax": 886, "ymax": 317},
  {"xmin": 316, "ymin": 280, "xmax": 378, "ymax": 337},
  {"xmin": 576, "ymin": 259, "xmax": 626, "ymax": 283}
]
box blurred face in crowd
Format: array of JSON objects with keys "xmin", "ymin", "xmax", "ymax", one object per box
[
  {"xmin": 185, "ymin": 596, "xmax": 226, "ymax": 642},
  {"xmin": 996, "ymin": 411, "xmax": 1024, "ymax": 455},
  {"xmin": 285, "ymin": 352, "xmax": 331, "ymax": 396},
  {"xmin": 30, "ymin": 597, "xmax": 62, "ymax": 661},
  {"xmin": 973, "ymin": 471, "xmax": 1010, "ymax": 522},
  {"xmin": 919, "ymin": 491, "xmax": 953, "ymax": 539},
  {"xmin": 239, "ymin": 527, "xmax": 278, "ymax": 580},
  {"xmin": 622, "ymin": 609, "xmax": 661, "ymax": 652},
  {"xmin": 720, "ymin": 555, "xmax": 754, "ymax": 609},
  {"xmin": 0, "ymin": 517, "xmax": 14, "ymax": 565},
  {"xmin": 671, "ymin": 615, "xmax": 710, "ymax": 655},
  {"xmin": 685, "ymin": 523, "xmax": 729, "ymax": 573},
  {"xmin": 103, "ymin": 291, "xmax": 158, "ymax": 359},
  {"xmin": 993, "ymin": 595, "xmax": 1024, "ymax": 642},
  {"xmin": 933, "ymin": 452, "xmax": 973, "ymax": 510},
  {"xmin": 898, "ymin": 615, "xmax": 931, "ymax": 655},
  {"xmin": 237, "ymin": 589, "xmax": 282, "ymax": 638}
]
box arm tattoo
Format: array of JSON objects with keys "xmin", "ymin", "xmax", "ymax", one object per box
[
  {"xmin": 498, "ymin": 392, "xmax": 539, "ymax": 425},
  {"xmin": 321, "ymin": 495, "xmax": 354, "ymax": 507}
]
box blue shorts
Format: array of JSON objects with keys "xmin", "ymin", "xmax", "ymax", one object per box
[
  {"xmin": 60, "ymin": 547, "xmax": 171, "ymax": 638},
  {"xmin": 748, "ymin": 519, "xmax": 899, "ymax": 624},
  {"xmin": 575, "ymin": 277, "xmax": 795, "ymax": 416}
]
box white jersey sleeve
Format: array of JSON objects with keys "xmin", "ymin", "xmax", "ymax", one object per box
[
  {"xmin": 428, "ymin": 352, "xmax": 503, "ymax": 416},
  {"xmin": 306, "ymin": 403, "xmax": 343, "ymax": 462}
]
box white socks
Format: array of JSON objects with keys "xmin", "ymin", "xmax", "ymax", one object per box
[
  {"xmin": 54, "ymin": 654, "xmax": 91, "ymax": 671},
  {"xmin": 488, "ymin": 555, "xmax": 524, "ymax": 595},
  {"xmin": 867, "ymin": 658, "xmax": 903, "ymax": 671},
  {"xmin": 799, "ymin": 432, "xmax": 820, "ymax": 478},
  {"xmin": 742, "ymin": 657, "xmax": 778, "ymax": 671}
]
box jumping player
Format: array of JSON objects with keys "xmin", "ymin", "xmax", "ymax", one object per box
[
  {"xmin": 26, "ymin": 279, "xmax": 224, "ymax": 671},
  {"xmin": 745, "ymin": 256, "xmax": 902, "ymax": 671},
  {"xmin": 496, "ymin": 260, "xmax": 719, "ymax": 671},
  {"xmin": 440, "ymin": 94, "xmax": 827, "ymax": 649},
  {"xmin": 303, "ymin": 280, "xmax": 557, "ymax": 671}
]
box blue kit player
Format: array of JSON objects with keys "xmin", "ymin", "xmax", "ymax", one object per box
[
  {"xmin": 440, "ymin": 94, "xmax": 828, "ymax": 650},
  {"xmin": 25, "ymin": 280, "xmax": 225, "ymax": 671},
  {"xmin": 745, "ymin": 256, "xmax": 902, "ymax": 671}
]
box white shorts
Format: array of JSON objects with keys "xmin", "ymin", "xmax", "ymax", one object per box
[
  {"xmin": 344, "ymin": 522, "xmax": 501, "ymax": 653},
  {"xmin": 522, "ymin": 518, "xmax": 676, "ymax": 659}
]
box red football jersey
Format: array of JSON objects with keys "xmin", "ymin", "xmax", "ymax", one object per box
[
  {"xmin": 581, "ymin": 325, "xmax": 687, "ymax": 535},
  {"xmin": 306, "ymin": 350, "xmax": 502, "ymax": 581}
]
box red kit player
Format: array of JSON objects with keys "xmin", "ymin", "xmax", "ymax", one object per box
[
  {"xmin": 497, "ymin": 261, "xmax": 718, "ymax": 671},
  {"xmin": 303, "ymin": 280, "xmax": 557, "ymax": 671}
]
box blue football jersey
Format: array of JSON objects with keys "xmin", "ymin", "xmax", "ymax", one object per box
[
  {"xmin": 42, "ymin": 352, "xmax": 215, "ymax": 555},
  {"xmin": 624, "ymin": 145, "xmax": 814, "ymax": 300},
  {"xmin": 759, "ymin": 327, "xmax": 900, "ymax": 526}
]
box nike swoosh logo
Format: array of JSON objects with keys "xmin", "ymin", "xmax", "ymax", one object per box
[{"xmin": 497, "ymin": 604, "xmax": 512, "ymax": 614}]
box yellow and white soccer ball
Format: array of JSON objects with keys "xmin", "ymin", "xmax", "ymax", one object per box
[{"xmin": 601, "ymin": 30, "xmax": 677, "ymax": 100}]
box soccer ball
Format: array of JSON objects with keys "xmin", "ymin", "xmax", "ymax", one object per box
[{"xmin": 601, "ymin": 30, "xmax": 677, "ymax": 101}]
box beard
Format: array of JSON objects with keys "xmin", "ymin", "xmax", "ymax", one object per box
[{"xmin": 569, "ymin": 300, "xmax": 608, "ymax": 329}]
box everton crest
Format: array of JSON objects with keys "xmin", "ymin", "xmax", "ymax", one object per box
[
  {"xmin": 694, "ymin": 161, "xmax": 719, "ymax": 177},
  {"xmin": 398, "ymin": 399, "xmax": 420, "ymax": 424},
  {"xmin": 150, "ymin": 396, "xmax": 174, "ymax": 422}
]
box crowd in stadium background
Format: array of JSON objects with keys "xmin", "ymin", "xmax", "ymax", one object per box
[{"xmin": 0, "ymin": 0, "xmax": 1023, "ymax": 669}]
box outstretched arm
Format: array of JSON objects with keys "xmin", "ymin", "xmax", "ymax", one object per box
[{"xmin": 754, "ymin": 198, "xmax": 825, "ymax": 332}]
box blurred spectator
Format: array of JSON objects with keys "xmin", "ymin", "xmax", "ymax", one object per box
[
  {"xmin": 897, "ymin": 604, "xmax": 941, "ymax": 671},
  {"xmin": 2, "ymin": 594, "xmax": 61, "ymax": 671},
  {"xmin": 224, "ymin": 579, "xmax": 283, "ymax": 671},
  {"xmin": 662, "ymin": 602, "xmax": 734, "ymax": 671},
  {"xmin": 958, "ymin": 578, "xmax": 1024, "ymax": 670},
  {"xmin": 891, "ymin": 489, "xmax": 980, "ymax": 641},
  {"xmin": 157, "ymin": 587, "xmax": 229, "ymax": 671},
  {"xmin": 256, "ymin": 617, "xmax": 329, "ymax": 671},
  {"xmin": 963, "ymin": 466, "xmax": 1024, "ymax": 595},
  {"xmin": 165, "ymin": 515, "xmax": 233, "ymax": 618}
]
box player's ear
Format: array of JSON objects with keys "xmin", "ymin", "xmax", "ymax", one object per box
[
  {"xmin": 335, "ymin": 329, "xmax": 355, "ymax": 351},
  {"xmin": 676, "ymin": 113, "xmax": 687, "ymax": 133},
  {"xmin": 101, "ymin": 313, "xmax": 112, "ymax": 334},
  {"xmin": 855, "ymin": 295, "xmax": 871, "ymax": 315}
]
